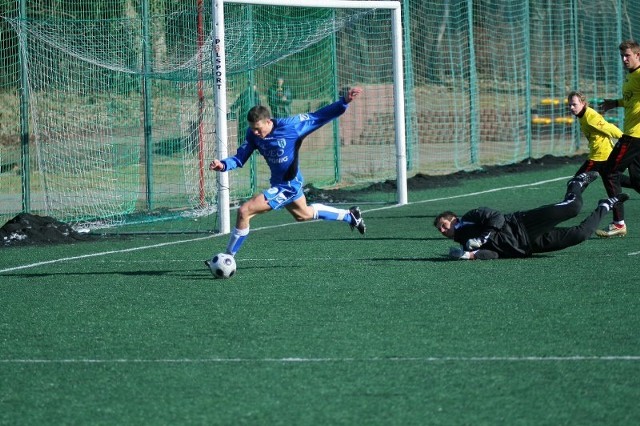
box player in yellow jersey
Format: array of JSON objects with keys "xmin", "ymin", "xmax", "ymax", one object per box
[
  {"xmin": 567, "ymin": 91, "xmax": 631, "ymax": 232},
  {"xmin": 569, "ymin": 91, "xmax": 622, "ymax": 168},
  {"xmin": 599, "ymin": 40, "xmax": 640, "ymax": 237}
]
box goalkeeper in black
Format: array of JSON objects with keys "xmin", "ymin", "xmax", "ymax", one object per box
[{"xmin": 433, "ymin": 172, "xmax": 629, "ymax": 260}]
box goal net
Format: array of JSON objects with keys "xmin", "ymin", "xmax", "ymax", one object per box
[{"xmin": 1, "ymin": 0, "xmax": 407, "ymax": 232}]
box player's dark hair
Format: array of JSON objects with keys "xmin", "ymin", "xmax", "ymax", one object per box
[
  {"xmin": 247, "ymin": 105, "xmax": 271, "ymax": 123},
  {"xmin": 434, "ymin": 211, "xmax": 457, "ymax": 227}
]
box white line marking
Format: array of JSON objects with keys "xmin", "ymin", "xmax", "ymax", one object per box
[
  {"xmin": 0, "ymin": 174, "xmax": 626, "ymax": 274},
  {"xmin": 1, "ymin": 355, "xmax": 639, "ymax": 364},
  {"xmin": 0, "ymin": 235, "xmax": 217, "ymax": 274},
  {"xmin": 366, "ymin": 175, "xmax": 573, "ymax": 213},
  {"xmin": 0, "ymin": 221, "xmax": 313, "ymax": 274},
  {"xmin": 2, "ymin": 177, "xmax": 635, "ymax": 365}
]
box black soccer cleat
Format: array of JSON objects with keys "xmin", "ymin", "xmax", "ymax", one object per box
[
  {"xmin": 349, "ymin": 206, "xmax": 366, "ymax": 235},
  {"xmin": 568, "ymin": 171, "xmax": 599, "ymax": 190},
  {"xmin": 598, "ymin": 193, "xmax": 629, "ymax": 210}
]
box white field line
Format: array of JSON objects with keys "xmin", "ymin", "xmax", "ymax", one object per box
[
  {"xmin": 2, "ymin": 174, "xmax": 636, "ymax": 273},
  {"xmin": 1, "ymin": 176, "xmax": 638, "ymax": 365},
  {"xmin": 0, "ymin": 223, "xmax": 294, "ymax": 274},
  {"xmin": 366, "ymin": 176, "xmax": 571, "ymax": 211},
  {"xmin": 0, "ymin": 355, "xmax": 639, "ymax": 364}
]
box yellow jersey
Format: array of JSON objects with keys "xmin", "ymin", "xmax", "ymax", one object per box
[
  {"xmin": 618, "ymin": 67, "xmax": 640, "ymax": 136},
  {"xmin": 579, "ymin": 107, "xmax": 622, "ymax": 161}
]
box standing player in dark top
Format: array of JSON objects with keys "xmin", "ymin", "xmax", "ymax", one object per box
[
  {"xmin": 267, "ymin": 76, "xmax": 293, "ymax": 118},
  {"xmin": 206, "ymin": 87, "xmax": 366, "ymax": 270},
  {"xmin": 433, "ymin": 172, "xmax": 628, "ymax": 260}
]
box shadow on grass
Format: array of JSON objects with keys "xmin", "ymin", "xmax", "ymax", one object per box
[
  {"xmin": 4, "ymin": 264, "xmax": 306, "ymax": 279},
  {"xmin": 275, "ymin": 236, "xmax": 442, "ymax": 242},
  {"xmin": 369, "ymin": 256, "xmax": 452, "ymax": 262}
]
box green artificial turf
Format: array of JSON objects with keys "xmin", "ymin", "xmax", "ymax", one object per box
[{"xmin": 1, "ymin": 164, "xmax": 639, "ymax": 425}]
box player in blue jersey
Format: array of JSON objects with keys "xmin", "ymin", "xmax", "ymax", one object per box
[{"xmin": 206, "ymin": 86, "xmax": 366, "ymax": 266}]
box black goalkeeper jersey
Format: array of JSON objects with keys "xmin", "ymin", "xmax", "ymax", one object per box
[{"xmin": 453, "ymin": 207, "xmax": 532, "ymax": 258}]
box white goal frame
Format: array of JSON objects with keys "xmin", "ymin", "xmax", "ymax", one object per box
[{"xmin": 214, "ymin": 0, "xmax": 407, "ymax": 234}]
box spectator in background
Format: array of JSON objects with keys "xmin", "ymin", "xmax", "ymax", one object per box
[
  {"xmin": 268, "ymin": 76, "xmax": 292, "ymax": 118},
  {"xmin": 230, "ymin": 83, "xmax": 261, "ymax": 145}
]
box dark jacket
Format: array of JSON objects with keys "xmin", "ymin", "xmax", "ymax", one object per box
[{"xmin": 453, "ymin": 207, "xmax": 532, "ymax": 258}]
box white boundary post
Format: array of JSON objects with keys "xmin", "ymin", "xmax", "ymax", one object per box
[
  {"xmin": 221, "ymin": 0, "xmax": 408, "ymax": 213},
  {"xmin": 390, "ymin": 3, "xmax": 407, "ymax": 205},
  {"xmin": 213, "ymin": 0, "xmax": 231, "ymax": 234}
]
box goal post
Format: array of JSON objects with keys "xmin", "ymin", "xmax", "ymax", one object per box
[
  {"xmin": 217, "ymin": 0, "xmax": 408, "ymax": 234},
  {"xmin": 213, "ymin": 0, "xmax": 231, "ymax": 234}
]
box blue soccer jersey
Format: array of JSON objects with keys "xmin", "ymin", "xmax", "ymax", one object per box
[{"xmin": 220, "ymin": 98, "xmax": 350, "ymax": 185}]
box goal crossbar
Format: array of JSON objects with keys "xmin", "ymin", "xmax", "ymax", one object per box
[{"xmin": 226, "ymin": 0, "xmax": 401, "ymax": 9}]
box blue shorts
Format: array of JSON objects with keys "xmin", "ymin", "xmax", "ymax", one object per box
[{"xmin": 263, "ymin": 178, "xmax": 304, "ymax": 210}]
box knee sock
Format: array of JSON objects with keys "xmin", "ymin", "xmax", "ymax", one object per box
[
  {"xmin": 226, "ymin": 227, "xmax": 249, "ymax": 256},
  {"xmin": 311, "ymin": 203, "xmax": 352, "ymax": 223}
]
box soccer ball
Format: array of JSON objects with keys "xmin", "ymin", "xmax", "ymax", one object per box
[{"xmin": 208, "ymin": 253, "xmax": 236, "ymax": 279}]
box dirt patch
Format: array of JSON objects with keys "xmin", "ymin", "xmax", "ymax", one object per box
[{"xmin": 0, "ymin": 213, "xmax": 98, "ymax": 247}]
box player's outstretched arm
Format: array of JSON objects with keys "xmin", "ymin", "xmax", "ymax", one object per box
[{"xmin": 209, "ymin": 159, "xmax": 225, "ymax": 171}]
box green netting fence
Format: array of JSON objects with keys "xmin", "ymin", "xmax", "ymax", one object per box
[{"xmin": 0, "ymin": 0, "xmax": 638, "ymax": 230}]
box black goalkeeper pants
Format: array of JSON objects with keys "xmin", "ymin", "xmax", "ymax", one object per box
[
  {"xmin": 516, "ymin": 181, "xmax": 606, "ymax": 253},
  {"xmin": 575, "ymin": 159, "xmax": 635, "ymax": 222}
]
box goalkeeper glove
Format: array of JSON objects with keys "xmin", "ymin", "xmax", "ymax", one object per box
[
  {"xmin": 465, "ymin": 238, "xmax": 485, "ymax": 250},
  {"xmin": 465, "ymin": 231, "xmax": 492, "ymax": 251},
  {"xmin": 449, "ymin": 247, "xmax": 473, "ymax": 260}
]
